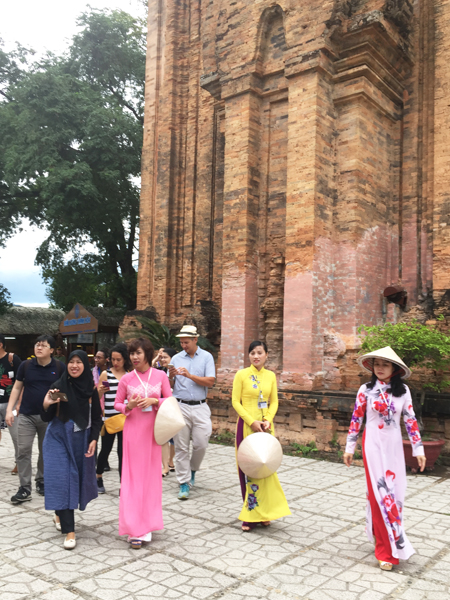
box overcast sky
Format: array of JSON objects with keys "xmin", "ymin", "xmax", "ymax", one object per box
[{"xmin": 0, "ymin": 0, "xmax": 144, "ymax": 306}]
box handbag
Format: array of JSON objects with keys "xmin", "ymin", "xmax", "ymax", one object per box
[{"xmin": 104, "ymin": 413, "xmax": 126, "ymax": 434}]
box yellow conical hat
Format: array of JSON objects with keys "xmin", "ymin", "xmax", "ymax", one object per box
[
  {"xmin": 237, "ymin": 432, "xmax": 283, "ymax": 479},
  {"xmin": 357, "ymin": 346, "xmax": 411, "ymax": 379},
  {"xmin": 154, "ymin": 396, "xmax": 186, "ymax": 445}
]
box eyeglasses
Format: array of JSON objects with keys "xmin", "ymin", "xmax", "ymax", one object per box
[{"xmin": 35, "ymin": 343, "xmax": 50, "ymax": 348}]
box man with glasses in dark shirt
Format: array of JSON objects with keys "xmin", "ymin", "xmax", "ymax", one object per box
[{"xmin": 6, "ymin": 335, "xmax": 65, "ymax": 504}]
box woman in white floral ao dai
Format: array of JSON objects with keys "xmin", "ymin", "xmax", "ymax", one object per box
[{"xmin": 343, "ymin": 347, "xmax": 426, "ymax": 571}]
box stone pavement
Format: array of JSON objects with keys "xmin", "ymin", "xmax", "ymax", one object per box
[{"xmin": 1, "ymin": 432, "xmax": 450, "ymax": 600}]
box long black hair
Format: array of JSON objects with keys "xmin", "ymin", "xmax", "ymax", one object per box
[
  {"xmin": 110, "ymin": 343, "xmax": 131, "ymax": 371},
  {"xmin": 366, "ymin": 371, "xmax": 406, "ymax": 397}
]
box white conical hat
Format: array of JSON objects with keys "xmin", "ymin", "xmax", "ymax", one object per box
[
  {"xmin": 154, "ymin": 396, "xmax": 186, "ymax": 446},
  {"xmin": 237, "ymin": 432, "xmax": 283, "ymax": 479},
  {"xmin": 357, "ymin": 346, "xmax": 411, "ymax": 379}
]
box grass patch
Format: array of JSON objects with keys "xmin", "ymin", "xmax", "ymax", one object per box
[{"xmin": 210, "ymin": 430, "xmax": 235, "ymax": 446}]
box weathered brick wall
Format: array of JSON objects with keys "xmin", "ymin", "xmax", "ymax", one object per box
[{"xmin": 137, "ymin": 0, "xmax": 450, "ymax": 449}]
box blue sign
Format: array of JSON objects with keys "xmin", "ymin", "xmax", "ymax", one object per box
[{"xmin": 64, "ymin": 317, "xmax": 91, "ymax": 327}]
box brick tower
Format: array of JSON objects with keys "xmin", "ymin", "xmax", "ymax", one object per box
[{"xmin": 137, "ymin": 0, "xmax": 449, "ymax": 392}]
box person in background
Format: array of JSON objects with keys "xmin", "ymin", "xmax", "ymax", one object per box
[
  {"xmin": 0, "ymin": 334, "xmax": 22, "ymax": 474},
  {"xmin": 114, "ymin": 338, "xmax": 171, "ymax": 549},
  {"xmin": 6, "ymin": 335, "xmax": 65, "ymax": 503},
  {"xmin": 231, "ymin": 340, "xmax": 290, "ymax": 531},
  {"xmin": 153, "ymin": 347, "xmax": 177, "ymax": 477},
  {"xmin": 168, "ymin": 325, "xmax": 215, "ymax": 500},
  {"xmin": 92, "ymin": 348, "xmax": 109, "ymax": 387},
  {"xmin": 96, "ymin": 343, "xmax": 131, "ymax": 493},
  {"xmin": 42, "ymin": 350, "xmax": 102, "ymax": 550},
  {"xmin": 54, "ymin": 347, "xmax": 66, "ymax": 364},
  {"xmin": 92, "ymin": 347, "xmax": 110, "ymax": 469}
]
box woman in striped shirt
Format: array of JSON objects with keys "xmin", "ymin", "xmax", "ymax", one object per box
[{"xmin": 96, "ymin": 344, "xmax": 131, "ymax": 494}]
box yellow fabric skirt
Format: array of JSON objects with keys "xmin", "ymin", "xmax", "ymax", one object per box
[{"xmin": 237, "ymin": 421, "xmax": 291, "ymax": 523}]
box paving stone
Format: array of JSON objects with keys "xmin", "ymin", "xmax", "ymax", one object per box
[
  {"xmin": 252, "ymin": 549, "xmax": 356, "ymax": 598},
  {"xmin": 419, "ymin": 550, "xmax": 450, "ymax": 583},
  {"xmin": 288, "ymin": 490, "xmax": 363, "ymax": 522},
  {"xmin": 35, "ymin": 589, "xmax": 84, "ymax": 600},
  {"xmin": 72, "ymin": 553, "xmax": 235, "ymax": 599},
  {"xmin": 396, "ymin": 578, "xmax": 450, "ymax": 599},
  {"xmin": 0, "ymin": 565, "xmax": 53, "ymax": 600},
  {"xmin": 404, "ymin": 485, "xmax": 450, "ymax": 515},
  {"xmin": 0, "ymin": 437, "xmax": 449, "ymax": 600}
]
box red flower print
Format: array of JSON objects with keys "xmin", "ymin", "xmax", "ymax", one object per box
[
  {"xmin": 0, "ymin": 374, "xmax": 12, "ymax": 388},
  {"xmin": 407, "ymin": 419, "xmax": 418, "ymax": 433},
  {"xmin": 378, "ymin": 423, "xmax": 384, "ymax": 429},
  {"xmin": 374, "ymin": 400, "xmax": 389, "ymax": 415},
  {"xmin": 383, "ymin": 494, "xmax": 394, "ymax": 509},
  {"xmin": 349, "ymin": 421, "xmax": 361, "ymax": 434},
  {"xmin": 354, "ymin": 404, "xmax": 365, "ymax": 418}
]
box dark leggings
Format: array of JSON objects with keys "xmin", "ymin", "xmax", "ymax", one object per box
[
  {"xmin": 96, "ymin": 430, "xmax": 123, "ymax": 477},
  {"xmin": 56, "ymin": 509, "xmax": 75, "ymax": 534}
]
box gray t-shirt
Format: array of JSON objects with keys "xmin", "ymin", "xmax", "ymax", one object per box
[{"xmin": 172, "ymin": 347, "xmax": 215, "ymax": 401}]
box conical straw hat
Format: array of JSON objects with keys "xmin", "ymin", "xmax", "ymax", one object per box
[
  {"xmin": 357, "ymin": 346, "xmax": 411, "ymax": 379},
  {"xmin": 237, "ymin": 432, "xmax": 283, "ymax": 479},
  {"xmin": 154, "ymin": 396, "xmax": 186, "ymax": 446}
]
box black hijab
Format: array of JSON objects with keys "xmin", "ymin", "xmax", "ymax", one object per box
[{"xmin": 52, "ymin": 349, "xmax": 94, "ymax": 430}]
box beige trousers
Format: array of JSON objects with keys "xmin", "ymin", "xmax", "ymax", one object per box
[{"xmin": 174, "ymin": 402, "xmax": 212, "ymax": 485}]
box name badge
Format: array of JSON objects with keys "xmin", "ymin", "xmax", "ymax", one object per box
[
  {"xmin": 142, "ymin": 406, "xmax": 153, "ymax": 412},
  {"xmin": 8, "ymin": 371, "xmax": 14, "ymax": 378},
  {"xmin": 0, "ymin": 389, "xmax": 4, "ymax": 396},
  {"xmin": 258, "ymin": 401, "xmax": 267, "ymax": 409}
]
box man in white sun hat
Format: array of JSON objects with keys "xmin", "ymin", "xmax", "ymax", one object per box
[{"xmin": 168, "ymin": 325, "xmax": 215, "ymax": 500}]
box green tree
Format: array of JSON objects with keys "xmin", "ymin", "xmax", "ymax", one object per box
[
  {"xmin": 358, "ymin": 319, "xmax": 450, "ymax": 432},
  {"xmin": 0, "ymin": 8, "xmax": 146, "ymax": 309},
  {"xmin": 0, "ymin": 41, "xmax": 33, "ymax": 245},
  {"xmin": 0, "ymin": 284, "xmax": 12, "ymax": 316},
  {"xmin": 358, "ymin": 320, "xmax": 450, "ymax": 392}
]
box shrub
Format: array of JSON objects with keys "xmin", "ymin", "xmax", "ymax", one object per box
[
  {"xmin": 358, "ymin": 318, "xmax": 450, "ymax": 434},
  {"xmin": 358, "ymin": 318, "xmax": 450, "ymax": 393}
]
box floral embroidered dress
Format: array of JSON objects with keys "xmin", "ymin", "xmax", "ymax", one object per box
[
  {"xmin": 232, "ymin": 365, "xmax": 290, "ymax": 523},
  {"xmin": 115, "ymin": 368, "xmax": 172, "ymax": 540},
  {"xmin": 345, "ymin": 381, "xmax": 424, "ymax": 561}
]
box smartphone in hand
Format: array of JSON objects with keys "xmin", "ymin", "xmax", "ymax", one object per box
[{"xmin": 50, "ymin": 391, "xmax": 69, "ymax": 402}]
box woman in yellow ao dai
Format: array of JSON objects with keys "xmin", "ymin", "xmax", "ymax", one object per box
[{"xmin": 232, "ymin": 340, "xmax": 290, "ymax": 531}]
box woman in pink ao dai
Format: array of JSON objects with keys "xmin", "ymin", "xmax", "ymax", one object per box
[{"xmin": 114, "ymin": 338, "xmax": 171, "ymax": 549}]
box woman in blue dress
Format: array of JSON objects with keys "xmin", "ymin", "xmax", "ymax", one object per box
[{"xmin": 42, "ymin": 350, "xmax": 102, "ymax": 550}]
